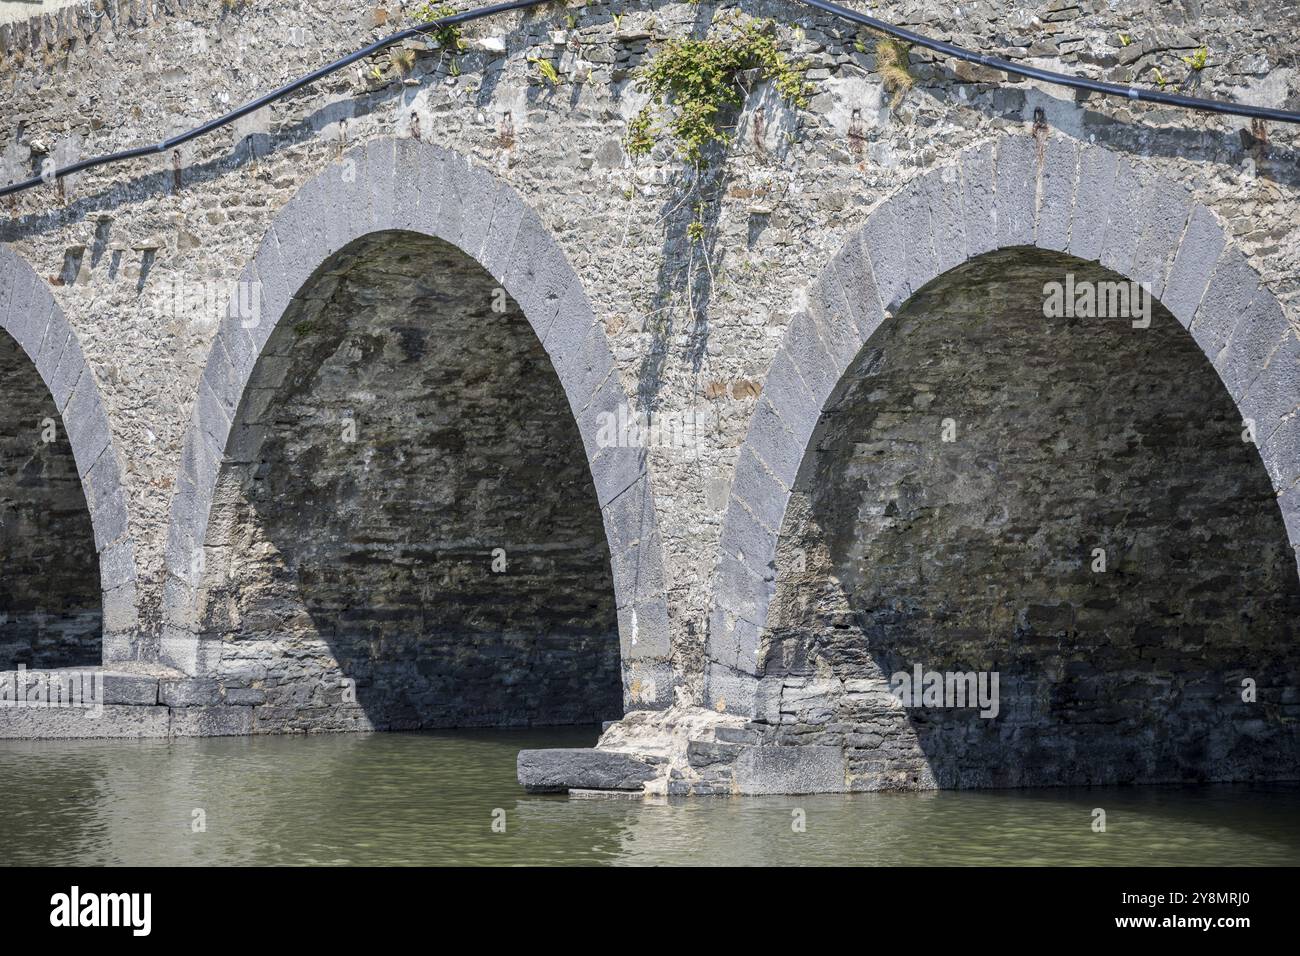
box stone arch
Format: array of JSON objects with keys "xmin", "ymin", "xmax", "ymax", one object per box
[
  {"xmin": 160, "ymin": 138, "xmax": 672, "ymax": 713},
  {"xmin": 709, "ymin": 132, "xmax": 1298, "ymax": 709},
  {"xmin": 0, "ymin": 243, "xmax": 138, "ymax": 665}
]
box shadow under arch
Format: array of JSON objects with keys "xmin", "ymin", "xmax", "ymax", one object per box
[
  {"xmin": 0, "ymin": 244, "xmax": 138, "ymax": 668},
  {"xmin": 161, "ymin": 138, "xmax": 674, "ymax": 721},
  {"xmin": 772, "ymin": 247, "xmax": 1299, "ymax": 787},
  {"xmin": 709, "ymin": 134, "xmax": 1299, "ymax": 761}
]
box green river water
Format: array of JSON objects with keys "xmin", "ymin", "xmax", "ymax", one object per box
[{"xmin": 2, "ymin": 727, "xmax": 1297, "ymax": 866}]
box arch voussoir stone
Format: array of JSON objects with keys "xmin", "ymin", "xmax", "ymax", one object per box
[
  {"xmin": 746, "ymin": 394, "xmax": 809, "ymax": 492},
  {"xmin": 49, "ymin": 335, "xmax": 87, "ymax": 413},
  {"xmin": 994, "ymin": 134, "xmax": 1038, "ymax": 248},
  {"xmin": 1243, "ymin": 333, "xmax": 1300, "ymax": 451},
  {"xmin": 828, "ymin": 228, "xmax": 886, "ymax": 340},
  {"xmin": 576, "ymin": 372, "xmax": 647, "ymax": 506},
  {"xmin": 1191, "ymin": 247, "xmax": 1260, "ymax": 364},
  {"xmin": 2, "ymin": 275, "xmax": 45, "ymax": 355},
  {"xmin": 761, "ymin": 346, "xmax": 822, "ymax": 452},
  {"xmin": 480, "ymin": 190, "xmax": 531, "ymax": 283},
  {"xmin": 959, "ymin": 140, "xmax": 997, "ymax": 259},
  {"xmin": 920, "ymin": 166, "xmax": 968, "ymax": 275},
  {"xmin": 780, "ymin": 310, "xmax": 838, "ymax": 404},
  {"xmin": 1097, "ymin": 158, "xmax": 1146, "ymax": 275},
  {"xmin": 504, "ymin": 212, "xmax": 576, "ymax": 346},
  {"xmin": 160, "ymin": 137, "xmax": 674, "ymax": 710},
  {"xmin": 861, "ymin": 203, "xmax": 914, "ymax": 314},
  {"xmin": 1163, "ymin": 204, "xmax": 1228, "ymax": 326},
  {"xmin": 708, "ymin": 133, "xmax": 1300, "ymax": 714},
  {"xmin": 892, "ymin": 179, "xmax": 941, "ymax": 302},
  {"xmin": 365, "ymin": 137, "xmax": 399, "ymax": 232},
  {"xmin": 1068, "ymin": 146, "xmax": 1121, "ymax": 262},
  {"xmin": 730, "ymin": 445, "xmax": 789, "ymax": 537},
  {"xmin": 1219, "ymin": 295, "xmax": 1291, "ymax": 401},
  {"xmin": 1035, "ymin": 135, "xmax": 1081, "ymax": 253},
  {"xmin": 806, "ymin": 274, "xmax": 866, "ymax": 374},
  {"xmin": 603, "ymin": 473, "xmax": 675, "ymax": 706},
  {"xmin": 1130, "ymin": 181, "xmax": 1194, "ymax": 300},
  {"xmin": 443, "ymin": 153, "xmax": 499, "ymax": 257}
]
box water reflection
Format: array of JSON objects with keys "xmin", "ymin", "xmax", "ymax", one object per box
[{"xmin": 1, "ymin": 730, "xmax": 1296, "ymax": 866}]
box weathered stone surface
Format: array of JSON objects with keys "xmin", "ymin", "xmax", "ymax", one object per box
[
  {"xmin": 706, "ymin": 662, "xmax": 761, "ymax": 713},
  {"xmin": 0, "ymin": 704, "xmax": 170, "ymax": 739},
  {"xmin": 920, "ymin": 167, "xmax": 968, "ymax": 275},
  {"xmin": 169, "ymin": 705, "xmax": 254, "ymax": 737},
  {"xmin": 995, "ymin": 135, "xmax": 1037, "ymax": 248},
  {"xmin": 1130, "ymin": 182, "xmax": 1192, "ymax": 301},
  {"xmin": 1035, "ymin": 135, "xmax": 1079, "ymax": 253},
  {"xmin": 517, "ymin": 748, "xmax": 657, "ymax": 792},
  {"xmin": 829, "ymin": 233, "xmax": 886, "ymax": 340},
  {"xmin": 959, "ymin": 141, "xmax": 997, "ymax": 259},
  {"xmin": 1098, "ymin": 159, "xmax": 1145, "ymax": 276},
  {"xmin": 1163, "ymin": 205, "xmax": 1228, "ymax": 328},
  {"xmin": 1191, "ymin": 247, "xmax": 1260, "ymax": 364},
  {"xmin": 102, "ymin": 673, "xmax": 158, "ymax": 706},
  {"xmin": 1069, "ymin": 146, "xmax": 1120, "ymax": 262},
  {"xmin": 159, "ymin": 678, "xmax": 221, "ymax": 707},
  {"xmin": 735, "ymin": 745, "xmax": 847, "ymax": 795}
]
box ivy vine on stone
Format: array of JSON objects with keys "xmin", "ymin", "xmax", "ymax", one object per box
[{"xmin": 626, "ymin": 13, "xmax": 812, "ymax": 167}]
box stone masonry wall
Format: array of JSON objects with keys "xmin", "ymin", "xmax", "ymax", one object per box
[{"xmin": 0, "ymin": 0, "xmax": 1297, "ymax": 772}]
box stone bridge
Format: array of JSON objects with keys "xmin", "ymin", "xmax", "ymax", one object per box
[{"xmin": 0, "ymin": 0, "xmax": 1296, "ymax": 794}]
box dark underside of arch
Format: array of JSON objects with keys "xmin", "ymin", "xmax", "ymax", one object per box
[
  {"xmin": 766, "ymin": 248, "xmax": 1300, "ymax": 788},
  {"xmin": 0, "ymin": 329, "xmax": 101, "ymax": 669},
  {"xmin": 198, "ymin": 231, "xmax": 622, "ymax": 730}
]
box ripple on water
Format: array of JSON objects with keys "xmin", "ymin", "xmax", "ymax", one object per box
[{"xmin": 1, "ymin": 730, "xmax": 1297, "ymax": 866}]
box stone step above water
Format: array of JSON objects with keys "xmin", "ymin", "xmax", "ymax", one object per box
[{"xmin": 516, "ymin": 747, "xmax": 659, "ymax": 793}]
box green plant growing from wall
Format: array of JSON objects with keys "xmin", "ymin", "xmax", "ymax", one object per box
[
  {"xmin": 625, "ymin": 13, "xmax": 811, "ymax": 167},
  {"xmin": 1148, "ymin": 45, "xmax": 1207, "ymax": 92},
  {"xmin": 686, "ymin": 219, "xmax": 706, "ymax": 242},
  {"xmin": 414, "ymin": 3, "xmax": 468, "ymax": 59},
  {"xmin": 876, "ymin": 37, "xmax": 914, "ymax": 105},
  {"xmin": 1182, "ymin": 46, "xmax": 1208, "ymax": 72},
  {"xmin": 530, "ymin": 56, "xmax": 562, "ymax": 86},
  {"xmin": 626, "ymin": 108, "xmax": 655, "ymax": 155}
]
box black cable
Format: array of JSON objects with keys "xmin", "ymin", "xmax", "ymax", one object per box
[
  {"xmin": 796, "ymin": 0, "xmax": 1300, "ymax": 124},
  {"xmin": 0, "ymin": 0, "xmax": 554, "ymax": 198},
  {"xmin": 3, "ymin": 0, "xmax": 1296, "ymax": 200}
]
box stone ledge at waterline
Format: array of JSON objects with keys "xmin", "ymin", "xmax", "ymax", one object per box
[
  {"xmin": 517, "ymin": 742, "xmax": 852, "ymax": 796},
  {"xmin": 517, "ymin": 748, "xmax": 661, "ymax": 793},
  {"xmin": 0, "ymin": 667, "xmax": 368, "ymax": 738}
]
